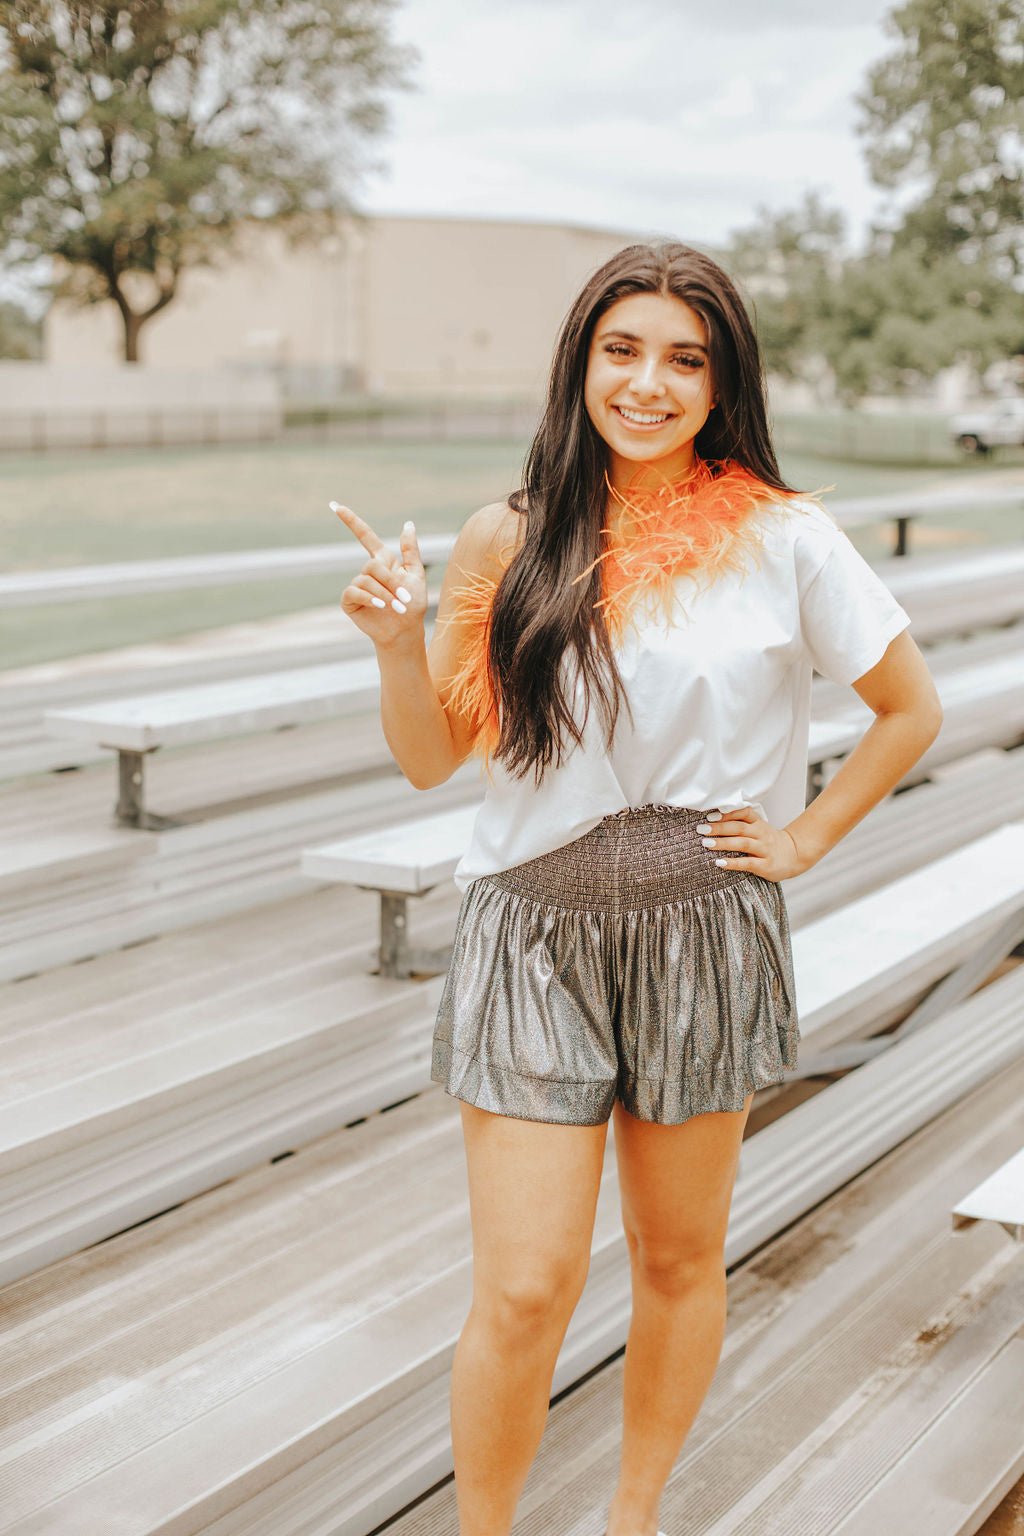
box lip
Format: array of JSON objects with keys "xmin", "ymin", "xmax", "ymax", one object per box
[{"xmin": 612, "ymin": 404, "xmax": 676, "ymax": 430}]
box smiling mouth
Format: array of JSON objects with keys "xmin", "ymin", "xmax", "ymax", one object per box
[{"xmin": 613, "ymin": 405, "xmax": 675, "ymax": 426}]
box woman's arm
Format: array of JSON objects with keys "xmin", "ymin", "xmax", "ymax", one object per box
[
  {"xmin": 375, "ymin": 500, "xmax": 522, "ymax": 791},
  {"xmin": 783, "ymin": 629, "xmax": 944, "ymax": 868}
]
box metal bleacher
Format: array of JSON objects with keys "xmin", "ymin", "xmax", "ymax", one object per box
[{"xmin": 1, "ymin": 494, "xmax": 1023, "ymax": 1535}]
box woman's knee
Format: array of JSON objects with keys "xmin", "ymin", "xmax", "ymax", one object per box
[
  {"xmin": 624, "ymin": 1227, "xmax": 727, "ymax": 1295},
  {"xmin": 474, "ymin": 1257, "xmax": 590, "ymax": 1339},
  {"xmin": 459, "ymin": 1104, "xmax": 607, "ymax": 1335}
]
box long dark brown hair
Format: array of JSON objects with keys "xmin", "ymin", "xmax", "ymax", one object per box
[{"xmin": 489, "ymin": 239, "xmax": 800, "ymax": 788}]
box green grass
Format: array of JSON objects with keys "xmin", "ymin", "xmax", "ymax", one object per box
[
  {"xmin": 1, "ymin": 433, "xmax": 1021, "ymax": 671},
  {"xmin": 775, "ymin": 409, "xmax": 981, "ymax": 467}
]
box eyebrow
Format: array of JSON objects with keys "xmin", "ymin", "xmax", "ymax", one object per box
[{"xmin": 597, "ymin": 329, "xmax": 708, "ymax": 352}]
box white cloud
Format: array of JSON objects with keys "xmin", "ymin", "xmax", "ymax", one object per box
[
  {"xmin": 356, "ymin": 0, "xmax": 899, "ymax": 252},
  {"xmin": 710, "ymin": 77, "xmax": 757, "ymax": 122},
  {"xmin": 0, "ymin": 0, "xmax": 902, "ymax": 315}
]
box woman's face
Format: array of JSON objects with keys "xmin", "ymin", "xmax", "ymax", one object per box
[{"xmin": 583, "ymin": 290, "xmax": 716, "ymax": 489}]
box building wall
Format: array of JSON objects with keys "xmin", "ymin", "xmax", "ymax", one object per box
[
  {"xmin": 0, "ymin": 362, "xmax": 281, "ymax": 449},
  {"xmin": 43, "ymin": 212, "xmax": 650, "ymax": 397}
]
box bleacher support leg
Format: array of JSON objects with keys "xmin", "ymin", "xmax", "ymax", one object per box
[
  {"xmin": 894, "ymin": 513, "xmax": 915, "ymax": 557},
  {"xmin": 116, "ymin": 749, "xmax": 148, "ymax": 826},
  {"xmin": 379, "ymin": 893, "xmax": 408, "ymax": 977},
  {"xmin": 806, "ymin": 758, "xmax": 829, "ymax": 801},
  {"xmin": 377, "ymin": 890, "xmax": 453, "ymax": 980},
  {"xmin": 112, "ymin": 747, "xmax": 182, "ymax": 830}
]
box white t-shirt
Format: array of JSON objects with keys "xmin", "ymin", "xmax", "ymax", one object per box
[{"xmin": 451, "ymin": 498, "xmax": 912, "ymax": 893}]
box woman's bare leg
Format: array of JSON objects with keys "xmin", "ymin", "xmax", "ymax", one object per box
[
  {"xmin": 451, "ymin": 1099, "xmax": 609, "ymax": 1536},
  {"xmin": 604, "ymin": 1092, "xmax": 755, "ymax": 1536}
]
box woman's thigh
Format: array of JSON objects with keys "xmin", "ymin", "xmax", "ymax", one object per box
[
  {"xmin": 612, "ymin": 1093, "xmax": 754, "ymax": 1268},
  {"xmin": 459, "ymin": 1101, "xmax": 610, "ymax": 1308}
]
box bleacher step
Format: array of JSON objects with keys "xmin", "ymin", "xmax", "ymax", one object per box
[
  {"xmin": 1, "ymin": 965, "xmax": 1021, "ymax": 1535},
  {"xmin": 828, "ymin": 1334, "xmax": 1024, "ymax": 1536},
  {"xmin": 386, "ymin": 1041, "xmax": 1024, "ymax": 1536},
  {"xmin": 0, "ymin": 826, "xmax": 157, "ymax": 893},
  {"xmin": 4, "ymin": 827, "xmax": 1024, "ymax": 1284}
]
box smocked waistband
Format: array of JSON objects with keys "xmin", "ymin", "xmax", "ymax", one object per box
[{"xmin": 483, "ymin": 802, "xmax": 750, "ymax": 914}]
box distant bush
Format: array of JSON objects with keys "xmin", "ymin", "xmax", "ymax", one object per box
[{"xmin": 0, "ymin": 302, "xmax": 43, "ymax": 361}]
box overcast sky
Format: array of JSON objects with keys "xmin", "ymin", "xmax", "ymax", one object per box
[
  {"xmin": 2, "ymin": 0, "xmax": 906, "ymax": 314},
  {"xmin": 357, "ymin": 0, "xmax": 905, "ymax": 252}
]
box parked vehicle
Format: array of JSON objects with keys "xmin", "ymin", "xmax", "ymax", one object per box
[{"xmin": 949, "ymin": 397, "xmax": 1024, "ymax": 455}]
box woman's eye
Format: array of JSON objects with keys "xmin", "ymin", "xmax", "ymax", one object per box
[{"xmin": 602, "ymin": 344, "xmax": 702, "ymax": 369}]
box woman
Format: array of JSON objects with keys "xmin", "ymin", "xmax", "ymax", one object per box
[{"xmin": 332, "ymin": 241, "xmax": 942, "ymax": 1536}]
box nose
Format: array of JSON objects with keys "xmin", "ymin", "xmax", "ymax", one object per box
[{"xmin": 628, "ymin": 358, "xmax": 667, "ymax": 400}]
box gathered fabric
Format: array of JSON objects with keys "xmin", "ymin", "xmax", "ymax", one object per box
[{"xmin": 430, "ymin": 803, "xmax": 800, "ymax": 1126}]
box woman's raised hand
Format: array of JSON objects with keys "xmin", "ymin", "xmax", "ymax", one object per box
[{"xmin": 332, "ymin": 501, "xmax": 427, "ymax": 648}]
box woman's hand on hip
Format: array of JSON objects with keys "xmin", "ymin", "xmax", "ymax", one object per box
[
  {"xmin": 332, "ymin": 501, "xmax": 426, "ymax": 649},
  {"xmin": 695, "ymin": 805, "xmax": 812, "ymax": 882}
]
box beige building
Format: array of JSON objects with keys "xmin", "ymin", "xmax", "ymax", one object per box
[{"xmin": 44, "ymin": 212, "xmax": 668, "ymax": 398}]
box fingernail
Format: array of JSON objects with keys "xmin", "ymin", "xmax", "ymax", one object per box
[
  {"xmin": 695, "ymin": 823, "xmax": 710, "ymax": 834},
  {"xmin": 371, "ymin": 597, "xmax": 386, "ymax": 608},
  {"xmin": 329, "ymin": 501, "xmax": 341, "ymax": 512},
  {"xmin": 715, "ymin": 858, "xmax": 727, "ymax": 867},
  {"xmin": 707, "ymin": 811, "xmax": 722, "ymax": 821},
  {"xmin": 403, "ymin": 519, "xmax": 415, "ymax": 532},
  {"xmin": 392, "ymin": 599, "xmax": 407, "ymax": 613},
  {"xmin": 396, "ymin": 586, "xmax": 412, "ymax": 603},
  {"xmin": 702, "ymin": 838, "xmax": 715, "ymax": 848}
]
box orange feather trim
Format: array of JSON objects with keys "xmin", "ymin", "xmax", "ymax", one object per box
[
  {"xmin": 434, "ymin": 561, "xmax": 510, "ymax": 782},
  {"xmin": 574, "ymin": 457, "xmax": 823, "ymax": 645},
  {"xmin": 436, "ymin": 459, "xmax": 830, "ymax": 772}
]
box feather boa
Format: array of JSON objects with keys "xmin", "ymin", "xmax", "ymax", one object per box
[{"xmin": 435, "ymin": 458, "xmax": 828, "ymax": 772}]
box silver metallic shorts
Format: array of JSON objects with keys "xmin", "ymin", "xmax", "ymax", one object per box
[{"xmin": 430, "ymin": 802, "xmax": 800, "ymax": 1126}]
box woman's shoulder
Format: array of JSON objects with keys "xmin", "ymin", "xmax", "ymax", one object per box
[
  {"xmin": 763, "ymin": 492, "xmax": 842, "ymax": 532},
  {"xmin": 758, "ymin": 493, "xmax": 847, "ymax": 571},
  {"xmin": 451, "ymin": 497, "xmax": 528, "ymax": 583}
]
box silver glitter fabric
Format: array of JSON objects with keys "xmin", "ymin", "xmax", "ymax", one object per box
[{"xmin": 430, "ymin": 803, "xmax": 800, "ymax": 1126}]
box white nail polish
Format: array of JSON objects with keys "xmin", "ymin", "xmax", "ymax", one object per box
[
  {"xmin": 396, "ymin": 586, "xmax": 412, "ymax": 603},
  {"xmin": 329, "ymin": 501, "xmax": 341, "ymax": 512},
  {"xmin": 392, "ymin": 599, "xmax": 407, "ymax": 613},
  {"xmin": 715, "ymin": 858, "xmax": 727, "ymax": 866},
  {"xmin": 708, "ymin": 811, "xmax": 722, "ymax": 822},
  {"xmin": 371, "ymin": 596, "xmax": 386, "ymax": 608},
  {"xmin": 403, "ymin": 519, "xmax": 415, "ymax": 532}
]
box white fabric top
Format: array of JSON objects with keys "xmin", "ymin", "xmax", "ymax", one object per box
[{"xmin": 451, "ymin": 499, "xmax": 912, "ymax": 893}]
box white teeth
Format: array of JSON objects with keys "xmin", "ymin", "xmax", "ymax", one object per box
[{"xmin": 617, "ymin": 406, "xmax": 670, "ymax": 424}]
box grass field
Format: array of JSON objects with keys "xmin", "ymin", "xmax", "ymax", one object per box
[{"xmin": 2, "ymin": 434, "xmax": 1022, "ymax": 671}]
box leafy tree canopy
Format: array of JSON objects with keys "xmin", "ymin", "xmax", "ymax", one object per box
[
  {"xmin": 0, "ymin": 294, "xmax": 43, "ymax": 356},
  {"xmin": 856, "ymin": 0, "xmax": 1024, "ymax": 278},
  {"xmin": 0, "ymin": 0, "xmax": 415, "ymax": 358},
  {"xmin": 816, "ymin": 242, "xmax": 1024, "ymax": 401},
  {"xmin": 726, "ymin": 192, "xmax": 1024, "ymax": 403},
  {"xmin": 726, "ymin": 191, "xmax": 847, "ymax": 383}
]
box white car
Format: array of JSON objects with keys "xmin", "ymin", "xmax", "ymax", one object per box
[{"xmin": 949, "ymin": 397, "xmax": 1024, "ymax": 454}]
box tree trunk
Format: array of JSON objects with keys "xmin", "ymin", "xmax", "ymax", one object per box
[
  {"xmin": 123, "ymin": 308, "xmax": 142, "ymax": 363},
  {"xmin": 109, "ymin": 269, "xmax": 177, "ymax": 363}
]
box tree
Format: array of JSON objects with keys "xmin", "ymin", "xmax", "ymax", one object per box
[
  {"xmin": 856, "ymin": 0, "xmax": 1024, "ymax": 280},
  {"xmin": 725, "ymin": 190, "xmax": 1024, "ymax": 404},
  {"xmin": 725, "ymin": 191, "xmax": 847, "ymax": 386},
  {"xmin": 0, "ymin": 295, "xmax": 43, "ymax": 356},
  {"xmin": 815, "ymin": 243, "xmax": 1024, "ymax": 401},
  {"xmin": 0, "ymin": 0, "xmax": 416, "ymax": 360}
]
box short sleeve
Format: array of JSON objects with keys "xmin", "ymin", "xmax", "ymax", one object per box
[{"xmin": 799, "ymin": 533, "xmax": 912, "ymax": 687}]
